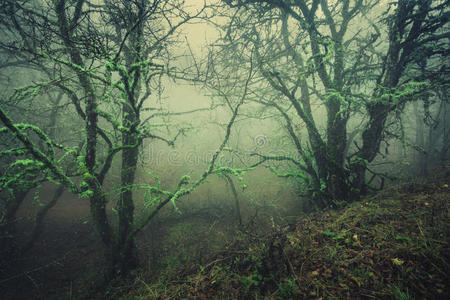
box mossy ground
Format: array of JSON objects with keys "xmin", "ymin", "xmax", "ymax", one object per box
[{"xmin": 110, "ymin": 176, "xmax": 449, "ymax": 299}]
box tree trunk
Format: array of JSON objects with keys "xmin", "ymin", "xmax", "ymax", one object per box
[
  {"xmin": 225, "ymin": 175, "xmax": 242, "ymax": 226},
  {"xmin": 115, "ymin": 141, "xmax": 139, "ymax": 275},
  {"xmin": 326, "ymin": 97, "xmax": 351, "ymax": 204},
  {"xmin": 413, "ymin": 101, "xmax": 427, "ymax": 175},
  {"xmin": 0, "ymin": 189, "xmax": 28, "ymax": 256},
  {"xmin": 20, "ymin": 185, "xmax": 65, "ymax": 254},
  {"xmin": 353, "ymin": 104, "xmax": 389, "ymax": 195},
  {"xmin": 113, "ymin": 99, "xmax": 141, "ymax": 276}
]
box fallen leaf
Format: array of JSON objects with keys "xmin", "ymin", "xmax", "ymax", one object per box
[
  {"xmin": 351, "ymin": 276, "xmax": 361, "ymax": 287},
  {"xmin": 392, "ymin": 258, "xmax": 404, "ymax": 265}
]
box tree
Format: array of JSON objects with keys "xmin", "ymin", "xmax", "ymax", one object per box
[
  {"xmin": 413, "ymin": 88, "xmax": 449, "ymax": 176},
  {"xmin": 0, "ymin": 0, "xmax": 245, "ymax": 277},
  {"xmin": 213, "ymin": 0, "xmax": 449, "ymax": 207},
  {"xmin": 0, "ymin": 50, "xmax": 81, "ymax": 256}
]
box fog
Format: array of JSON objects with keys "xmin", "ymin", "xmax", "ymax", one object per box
[{"xmin": 0, "ymin": 0, "xmax": 448, "ymax": 298}]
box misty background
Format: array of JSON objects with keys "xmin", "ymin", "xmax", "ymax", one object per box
[{"xmin": 0, "ymin": 0, "xmax": 448, "ymax": 298}]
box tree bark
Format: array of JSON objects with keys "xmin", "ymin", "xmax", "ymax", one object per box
[{"xmin": 115, "ymin": 105, "xmax": 140, "ymax": 275}]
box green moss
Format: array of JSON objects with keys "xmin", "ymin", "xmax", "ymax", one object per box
[
  {"xmin": 82, "ymin": 172, "xmax": 95, "ymax": 181},
  {"xmin": 80, "ymin": 189, "xmax": 94, "ymax": 198}
]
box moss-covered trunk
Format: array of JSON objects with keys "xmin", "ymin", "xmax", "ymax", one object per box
[
  {"xmin": 55, "ymin": 0, "xmax": 114, "ymax": 275},
  {"xmin": 114, "ymin": 103, "xmax": 140, "ymax": 275}
]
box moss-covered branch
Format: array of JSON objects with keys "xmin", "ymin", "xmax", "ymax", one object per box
[{"xmin": 0, "ymin": 105, "xmax": 77, "ymax": 193}]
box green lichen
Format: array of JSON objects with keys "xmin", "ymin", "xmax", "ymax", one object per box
[
  {"xmin": 82, "ymin": 172, "xmax": 95, "ymax": 181},
  {"xmin": 80, "ymin": 189, "xmax": 94, "ymax": 198}
]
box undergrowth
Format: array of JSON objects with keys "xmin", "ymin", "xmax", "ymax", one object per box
[{"xmin": 108, "ymin": 177, "xmax": 449, "ymax": 299}]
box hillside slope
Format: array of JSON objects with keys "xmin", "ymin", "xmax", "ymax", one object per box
[{"xmin": 115, "ymin": 176, "xmax": 449, "ymax": 299}]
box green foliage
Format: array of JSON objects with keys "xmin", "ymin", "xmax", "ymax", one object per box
[
  {"xmin": 56, "ymin": 146, "xmax": 78, "ymax": 165},
  {"xmin": 377, "ymin": 81, "xmax": 430, "ymax": 106},
  {"xmin": 76, "ymin": 155, "xmax": 96, "ymax": 199},
  {"xmin": 33, "ymin": 183, "xmax": 42, "ymax": 206},
  {"xmin": 331, "ymin": 199, "xmax": 346, "ymax": 209},
  {"xmin": 0, "ymin": 158, "xmax": 44, "ymax": 196},
  {"xmin": 76, "ymin": 155, "xmax": 88, "ymax": 174},
  {"xmin": 82, "ymin": 172, "xmax": 95, "ymax": 181},
  {"xmin": 389, "ymin": 284, "xmax": 414, "ymax": 300},
  {"xmin": 278, "ymin": 279, "xmax": 296, "ymax": 299},
  {"xmin": 322, "ymin": 229, "xmax": 347, "ymax": 241},
  {"xmin": 80, "ymin": 189, "xmax": 94, "ymax": 198},
  {"xmin": 0, "ymin": 148, "xmax": 28, "ymax": 157},
  {"xmin": 11, "ymin": 159, "xmax": 44, "ymax": 168},
  {"xmin": 393, "ymin": 235, "xmax": 412, "ymax": 243},
  {"xmin": 239, "ymin": 275, "xmax": 260, "ymax": 292},
  {"xmin": 1, "ymin": 123, "xmax": 55, "ymax": 158}
]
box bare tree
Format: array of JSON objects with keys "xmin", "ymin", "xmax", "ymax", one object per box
[
  {"xmin": 211, "ymin": 0, "xmax": 449, "ymax": 207},
  {"xmin": 0, "ymin": 0, "xmax": 248, "ymax": 277}
]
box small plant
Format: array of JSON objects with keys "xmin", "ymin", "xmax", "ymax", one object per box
[
  {"xmin": 322, "ymin": 229, "xmax": 347, "ymax": 241},
  {"xmin": 390, "ymin": 284, "xmax": 414, "ymax": 300},
  {"xmin": 278, "ymin": 279, "xmax": 296, "ymax": 299},
  {"xmin": 326, "ymin": 245, "xmax": 338, "ymax": 260},
  {"xmin": 240, "ymin": 275, "xmax": 260, "ymax": 292},
  {"xmin": 394, "ymin": 235, "xmax": 412, "ymax": 243},
  {"xmin": 212, "ymin": 265, "xmax": 226, "ymax": 283}
]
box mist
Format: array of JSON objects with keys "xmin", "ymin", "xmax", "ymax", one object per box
[{"xmin": 0, "ymin": 0, "xmax": 448, "ymax": 299}]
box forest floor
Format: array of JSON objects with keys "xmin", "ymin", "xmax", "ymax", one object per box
[
  {"xmin": 111, "ymin": 175, "xmax": 450, "ymax": 300},
  {"xmin": 0, "ymin": 174, "xmax": 449, "ymax": 299}
]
